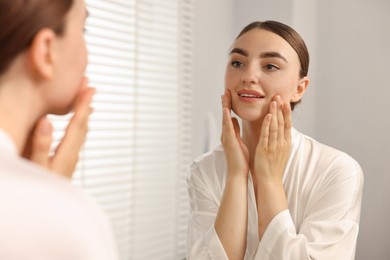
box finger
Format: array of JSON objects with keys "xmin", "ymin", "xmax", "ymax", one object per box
[
  {"xmin": 226, "ymin": 89, "xmax": 232, "ymax": 110},
  {"xmin": 222, "ymin": 107, "xmax": 236, "ymax": 140},
  {"xmin": 283, "ymin": 102, "xmax": 292, "ymax": 144},
  {"xmin": 221, "ymin": 107, "xmax": 228, "ymax": 144},
  {"xmin": 259, "ymin": 113, "xmax": 272, "ymax": 150},
  {"xmin": 57, "ymin": 86, "xmax": 95, "ymax": 153},
  {"xmin": 29, "ymin": 117, "xmax": 53, "ymax": 167},
  {"xmin": 275, "ymin": 96, "xmax": 285, "ymax": 142},
  {"xmin": 231, "ymin": 117, "xmax": 241, "ymax": 140},
  {"xmin": 222, "ymin": 89, "xmax": 232, "ymax": 111},
  {"xmin": 232, "ymin": 117, "xmax": 247, "ymax": 150},
  {"xmin": 268, "ymin": 101, "xmax": 278, "ymax": 151},
  {"xmin": 72, "ymin": 77, "xmax": 92, "ymax": 114},
  {"xmin": 51, "ymin": 87, "xmax": 95, "ymax": 177},
  {"xmin": 221, "ymin": 97, "xmax": 228, "ymax": 143},
  {"xmin": 221, "ymin": 90, "xmax": 226, "ymax": 109}
]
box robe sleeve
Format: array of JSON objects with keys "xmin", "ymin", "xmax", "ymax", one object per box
[
  {"xmin": 253, "ymin": 155, "xmax": 364, "ymax": 260},
  {"xmin": 186, "ymin": 162, "xmax": 229, "ymax": 260}
]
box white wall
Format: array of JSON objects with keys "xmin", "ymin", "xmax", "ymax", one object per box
[
  {"xmin": 316, "ymin": 1, "xmax": 390, "ymax": 259},
  {"xmin": 192, "ymin": 0, "xmax": 235, "ymax": 158},
  {"xmin": 192, "ymin": 0, "xmax": 390, "ymax": 259}
]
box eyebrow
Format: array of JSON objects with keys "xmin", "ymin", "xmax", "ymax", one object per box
[
  {"xmin": 229, "ymin": 48, "xmax": 248, "ymax": 57},
  {"xmin": 229, "ymin": 47, "xmax": 288, "ymax": 63}
]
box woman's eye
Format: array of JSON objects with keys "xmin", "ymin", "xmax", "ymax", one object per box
[
  {"xmin": 264, "ymin": 64, "xmax": 279, "ymax": 71},
  {"xmin": 231, "ymin": 60, "xmax": 243, "ymax": 68}
]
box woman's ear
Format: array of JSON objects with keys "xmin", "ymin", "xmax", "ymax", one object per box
[
  {"xmin": 291, "ymin": 76, "xmax": 309, "ymax": 103},
  {"xmin": 27, "ymin": 28, "xmax": 57, "ymax": 80}
]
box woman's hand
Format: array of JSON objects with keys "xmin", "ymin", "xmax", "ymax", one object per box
[
  {"xmin": 221, "ymin": 89, "xmax": 249, "ymax": 178},
  {"xmin": 23, "ymin": 77, "xmax": 95, "ymax": 178},
  {"xmin": 253, "ymin": 95, "xmax": 292, "ymax": 182},
  {"xmin": 252, "ymin": 95, "xmax": 291, "ymax": 238}
]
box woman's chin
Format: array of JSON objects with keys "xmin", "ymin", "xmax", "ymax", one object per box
[
  {"xmin": 233, "ymin": 108, "xmax": 266, "ymax": 123},
  {"xmin": 48, "ymin": 102, "xmax": 74, "ymax": 116}
]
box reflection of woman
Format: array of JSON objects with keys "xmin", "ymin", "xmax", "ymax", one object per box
[
  {"xmin": 187, "ymin": 21, "xmax": 363, "ymax": 260},
  {"xmin": 0, "ymin": 0, "xmax": 118, "ymax": 259}
]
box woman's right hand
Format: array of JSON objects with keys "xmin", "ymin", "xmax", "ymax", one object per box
[
  {"xmin": 23, "ymin": 77, "xmax": 95, "ymax": 178},
  {"xmin": 221, "ymin": 89, "xmax": 249, "ymax": 178}
]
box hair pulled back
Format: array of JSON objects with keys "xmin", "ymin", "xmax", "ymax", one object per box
[{"xmin": 0, "ymin": 0, "xmax": 73, "ymax": 75}]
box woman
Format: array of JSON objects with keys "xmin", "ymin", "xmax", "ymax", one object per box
[
  {"xmin": 187, "ymin": 21, "xmax": 363, "ymax": 260},
  {"xmin": 0, "ymin": 0, "xmax": 118, "ymax": 259}
]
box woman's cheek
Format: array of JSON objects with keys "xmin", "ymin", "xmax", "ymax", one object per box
[
  {"xmin": 224, "ymin": 72, "xmax": 233, "ymax": 90},
  {"xmin": 271, "ymin": 81, "xmax": 295, "ymax": 103}
]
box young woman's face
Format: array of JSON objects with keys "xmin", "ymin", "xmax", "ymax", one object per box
[
  {"xmin": 49, "ymin": 0, "xmax": 88, "ymax": 114},
  {"xmin": 225, "ymin": 28, "xmax": 305, "ymax": 122}
]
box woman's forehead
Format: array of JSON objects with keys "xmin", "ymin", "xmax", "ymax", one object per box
[{"xmin": 231, "ymin": 29, "xmax": 299, "ymax": 61}]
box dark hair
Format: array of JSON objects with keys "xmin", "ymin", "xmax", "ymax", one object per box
[
  {"xmin": 0, "ymin": 0, "xmax": 73, "ymax": 75},
  {"xmin": 236, "ymin": 21, "xmax": 309, "ymax": 110}
]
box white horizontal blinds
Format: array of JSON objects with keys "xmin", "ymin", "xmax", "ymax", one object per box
[
  {"xmin": 49, "ymin": 0, "xmax": 193, "ymax": 259},
  {"xmin": 82, "ymin": 1, "xmax": 136, "ymax": 259},
  {"xmin": 175, "ymin": 0, "xmax": 194, "ymax": 259},
  {"xmin": 132, "ymin": 0, "xmax": 179, "ymax": 259}
]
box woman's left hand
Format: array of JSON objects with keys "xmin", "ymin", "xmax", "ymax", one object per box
[
  {"xmin": 252, "ymin": 95, "xmax": 292, "ymax": 238},
  {"xmin": 253, "ymin": 95, "xmax": 292, "ymax": 182}
]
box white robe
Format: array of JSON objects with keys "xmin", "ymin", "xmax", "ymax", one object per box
[
  {"xmin": 0, "ymin": 129, "xmax": 119, "ymax": 260},
  {"xmin": 187, "ymin": 128, "xmax": 364, "ymax": 260}
]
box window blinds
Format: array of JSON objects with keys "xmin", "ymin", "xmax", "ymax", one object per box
[{"xmin": 50, "ymin": 0, "xmax": 193, "ymax": 259}]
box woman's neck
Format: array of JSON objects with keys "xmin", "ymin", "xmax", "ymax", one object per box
[
  {"xmin": 242, "ymin": 118, "xmax": 263, "ymax": 171},
  {"xmin": 0, "ymin": 80, "xmax": 44, "ymax": 155}
]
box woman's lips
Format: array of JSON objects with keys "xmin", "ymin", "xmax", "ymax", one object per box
[{"xmin": 237, "ymin": 89, "xmax": 265, "ymax": 102}]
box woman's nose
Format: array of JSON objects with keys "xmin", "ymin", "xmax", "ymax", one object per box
[{"xmin": 241, "ymin": 64, "xmax": 259, "ymax": 85}]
